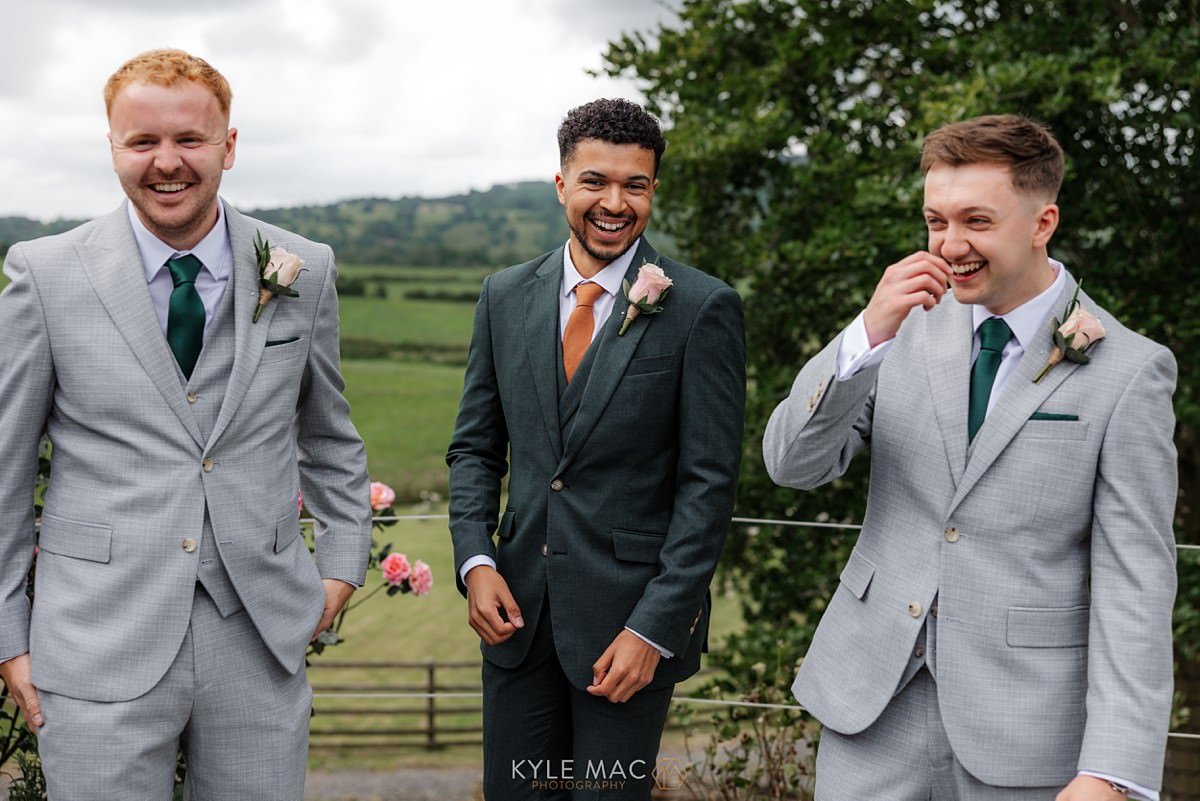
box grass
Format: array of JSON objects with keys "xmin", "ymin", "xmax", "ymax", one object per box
[
  {"xmin": 306, "ymin": 507, "xmax": 745, "ymax": 769},
  {"xmin": 343, "ymin": 360, "xmax": 465, "ymax": 500}
]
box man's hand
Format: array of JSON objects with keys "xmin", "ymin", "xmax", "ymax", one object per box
[
  {"xmin": 465, "ymin": 565, "xmax": 524, "ymax": 645},
  {"xmin": 862, "ymin": 251, "xmax": 954, "ymax": 347},
  {"xmin": 586, "ymin": 630, "xmax": 662, "ymax": 704},
  {"xmin": 311, "ymin": 579, "xmax": 356, "ymax": 642},
  {"xmin": 1056, "ymin": 775, "xmax": 1128, "ymax": 801},
  {"xmin": 0, "ymin": 653, "xmax": 43, "ymax": 728}
]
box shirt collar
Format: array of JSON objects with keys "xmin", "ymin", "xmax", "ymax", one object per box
[
  {"xmin": 128, "ymin": 199, "xmax": 232, "ymax": 283},
  {"xmin": 971, "ymin": 258, "xmax": 1067, "ymax": 350},
  {"xmin": 561, "ymin": 237, "xmax": 641, "ymax": 298}
]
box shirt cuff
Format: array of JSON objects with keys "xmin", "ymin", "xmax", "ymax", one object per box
[
  {"xmin": 835, "ymin": 311, "xmax": 893, "ymax": 380},
  {"xmin": 459, "ymin": 554, "xmax": 497, "ymax": 584},
  {"xmin": 1079, "ymin": 771, "xmax": 1157, "ymax": 801},
  {"xmin": 625, "ymin": 627, "xmax": 673, "ymax": 658}
]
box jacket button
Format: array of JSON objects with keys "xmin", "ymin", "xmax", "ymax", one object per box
[
  {"xmin": 186, "ymin": 392, "xmax": 198, "ymax": 404},
  {"xmin": 907, "ymin": 601, "xmax": 922, "ymax": 618},
  {"xmin": 914, "ymin": 645, "xmax": 926, "ymax": 658},
  {"xmin": 931, "ymin": 605, "xmax": 939, "ymax": 618},
  {"xmin": 550, "ymin": 479, "xmax": 564, "ymax": 492},
  {"xmin": 201, "ymin": 458, "xmax": 215, "ymax": 473},
  {"xmin": 540, "ymin": 544, "xmax": 548, "ymax": 557},
  {"xmin": 944, "ymin": 527, "xmax": 960, "ymax": 543},
  {"xmin": 181, "ymin": 538, "xmax": 198, "ymax": 553}
]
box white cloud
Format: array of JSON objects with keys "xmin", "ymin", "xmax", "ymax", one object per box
[{"xmin": 1, "ymin": 0, "xmax": 675, "ymax": 220}]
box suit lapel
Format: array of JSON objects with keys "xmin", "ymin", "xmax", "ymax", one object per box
[
  {"xmin": 78, "ymin": 207, "xmax": 205, "ymax": 449},
  {"xmin": 924, "ymin": 293, "xmax": 973, "ymax": 488},
  {"xmin": 524, "ymin": 249, "xmax": 565, "ymax": 460},
  {"xmin": 205, "ymin": 204, "xmax": 274, "ymax": 454},
  {"xmin": 948, "ymin": 273, "xmax": 1081, "ymax": 514},
  {"xmin": 556, "ymin": 239, "xmax": 657, "ymax": 473}
]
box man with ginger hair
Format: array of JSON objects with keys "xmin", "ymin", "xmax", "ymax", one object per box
[
  {"xmin": 764, "ymin": 115, "xmax": 1176, "ymax": 800},
  {"xmin": 0, "ymin": 49, "xmax": 370, "ymax": 799}
]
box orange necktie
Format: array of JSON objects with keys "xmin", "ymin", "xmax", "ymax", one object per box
[{"xmin": 562, "ymin": 282, "xmax": 605, "ymax": 383}]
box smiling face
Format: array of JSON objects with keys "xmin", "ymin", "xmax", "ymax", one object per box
[
  {"xmin": 923, "ymin": 161, "xmax": 1059, "ymax": 315},
  {"xmin": 108, "ymin": 80, "xmax": 236, "ymax": 250},
  {"xmin": 555, "ymin": 138, "xmax": 657, "ymax": 278}
]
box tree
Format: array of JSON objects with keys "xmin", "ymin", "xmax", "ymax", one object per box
[{"xmin": 602, "ymin": 0, "xmax": 1199, "ymax": 705}]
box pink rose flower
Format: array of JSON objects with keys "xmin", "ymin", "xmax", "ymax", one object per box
[
  {"xmin": 1058, "ymin": 306, "xmax": 1106, "ymax": 349},
  {"xmin": 409, "ymin": 560, "xmax": 434, "ymax": 596},
  {"xmin": 381, "ymin": 552, "xmax": 411, "ymax": 586},
  {"xmin": 619, "ymin": 263, "xmax": 674, "ymax": 336},
  {"xmin": 370, "ymin": 481, "xmax": 396, "ymax": 511},
  {"xmin": 265, "ymin": 246, "xmax": 305, "ymax": 288},
  {"xmin": 627, "ymin": 264, "xmax": 673, "ymax": 306}
]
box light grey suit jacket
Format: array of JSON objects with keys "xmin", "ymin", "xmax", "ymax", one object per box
[
  {"xmin": 0, "ymin": 202, "xmax": 371, "ymax": 702},
  {"xmin": 763, "ymin": 272, "xmax": 1177, "ymax": 790}
]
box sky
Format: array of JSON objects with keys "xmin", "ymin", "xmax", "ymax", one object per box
[{"xmin": 1, "ymin": 0, "xmax": 678, "ymax": 221}]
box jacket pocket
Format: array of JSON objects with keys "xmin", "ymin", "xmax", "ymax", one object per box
[
  {"xmin": 37, "ymin": 513, "xmax": 113, "ymax": 563},
  {"xmin": 496, "ymin": 509, "xmax": 516, "ymax": 540},
  {"xmin": 625, "ymin": 353, "xmax": 678, "ymax": 376},
  {"xmin": 1006, "ymin": 605, "xmax": 1090, "ymax": 648},
  {"xmin": 1020, "ymin": 420, "xmax": 1089, "ymax": 441},
  {"xmin": 274, "ymin": 508, "xmax": 303, "ymax": 553},
  {"xmin": 612, "ymin": 529, "xmax": 666, "ymax": 564},
  {"xmin": 838, "ymin": 549, "xmax": 875, "ymax": 600}
]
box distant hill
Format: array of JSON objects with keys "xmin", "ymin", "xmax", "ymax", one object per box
[{"xmin": 0, "ymin": 181, "xmax": 569, "ymax": 268}]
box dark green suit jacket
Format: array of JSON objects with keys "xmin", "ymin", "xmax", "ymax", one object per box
[{"xmin": 447, "ymin": 239, "xmax": 745, "ymax": 691}]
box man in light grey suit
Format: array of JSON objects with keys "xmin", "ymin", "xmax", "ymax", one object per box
[
  {"xmin": 764, "ymin": 115, "xmax": 1177, "ymax": 801},
  {"xmin": 0, "ymin": 49, "xmax": 371, "ymax": 800}
]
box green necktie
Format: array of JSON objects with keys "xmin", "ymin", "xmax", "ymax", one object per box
[
  {"xmin": 968, "ymin": 317, "xmax": 1012, "ymax": 442},
  {"xmin": 166, "ymin": 254, "xmax": 205, "ymax": 379}
]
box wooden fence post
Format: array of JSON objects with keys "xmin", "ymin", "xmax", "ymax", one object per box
[{"xmin": 426, "ymin": 659, "xmax": 437, "ymax": 750}]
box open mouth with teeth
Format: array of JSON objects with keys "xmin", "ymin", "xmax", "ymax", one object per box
[
  {"xmin": 588, "ymin": 216, "xmax": 631, "ymax": 236},
  {"xmin": 150, "ymin": 182, "xmax": 191, "ymax": 194},
  {"xmin": 950, "ymin": 260, "xmax": 986, "ymax": 278}
]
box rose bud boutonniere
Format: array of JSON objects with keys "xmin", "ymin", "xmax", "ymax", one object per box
[
  {"xmin": 1033, "ymin": 282, "xmax": 1106, "ymax": 383},
  {"xmin": 253, "ymin": 231, "xmax": 305, "ymax": 323},
  {"xmin": 618, "ymin": 261, "xmax": 673, "ymax": 336}
]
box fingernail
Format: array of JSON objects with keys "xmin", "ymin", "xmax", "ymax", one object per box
[{"xmin": 513, "ymin": 616, "xmax": 524, "ymax": 627}]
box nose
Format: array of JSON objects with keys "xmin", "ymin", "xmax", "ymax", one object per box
[
  {"xmin": 598, "ymin": 183, "xmax": 626, "ymax": 214},
  {"xmin": 152, "ymin": 142, "xmax": 184, "ymax": 174},
  {"xmin": 938, "ymin": 224, "xmax": 972, "ymax": 261}
]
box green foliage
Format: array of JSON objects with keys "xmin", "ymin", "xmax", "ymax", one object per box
[
  {"xmin": 601, "ymin": 0, "xmax": 1200, "ymax": 677},
  {"xmin": 250, "ymin": 182, "xmax": 568, "ymax": 266}
]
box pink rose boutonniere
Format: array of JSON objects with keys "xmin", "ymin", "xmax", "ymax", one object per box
[
  {"xmin": 618, "ymin": 261, "xmax": 673, "ymax": 336},
  {"xmin": 1033, "ymin": 283, "xmax": 1106, "ymax": 383},
  {"xmin": 253, "ymin": 231, "xmax": 305, "ymax": 323}
]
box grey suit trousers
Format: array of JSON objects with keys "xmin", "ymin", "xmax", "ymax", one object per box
[
  {"xmin": 38, "ymin": 586, "xmax": 311, "ymax": 801},
  {"xmin": 815, "ymin": 669, "xmax": 1058, "ymax": 801}
]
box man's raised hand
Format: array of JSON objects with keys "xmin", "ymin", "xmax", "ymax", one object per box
[{"xmin": 862, "ymin": 252, "xmax": 953, "ymax": 347}]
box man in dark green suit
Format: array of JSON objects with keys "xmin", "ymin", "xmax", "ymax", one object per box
[{"xmin": 447, "ymin": 99, "xmax": 746, "ymax": 800}]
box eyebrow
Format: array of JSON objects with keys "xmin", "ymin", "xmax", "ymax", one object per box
[
  {"xmin": 923, "ymin": 205, "xmax": 999, "ymax": 215},
  {"xmin": 579, "ymin": 169, "xmax": 653, "ymax": 183}
]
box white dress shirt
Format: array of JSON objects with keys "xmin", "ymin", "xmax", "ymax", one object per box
[
  {"xmin": 127, "ymin": 201, "xmax": 232, "ymax": 343},
  {"xmin": 833, "ymin": 258, "xmax": 1155, "ymax": 801},
  {"xmin": 459, "ymin": 239, "xmax": 674, "ymax": 657}
]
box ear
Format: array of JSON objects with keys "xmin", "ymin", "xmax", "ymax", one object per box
[
  {"xmin": 1032, "ymin": 202, "xmax": 1058, "ymax": 248},
  {"xmin": 554, "ymin": 171, "xmax": 567, "ymax": 206},
  {"xmin": 223, "ymin": 127, "xmax": 238, "ymax": 171}
]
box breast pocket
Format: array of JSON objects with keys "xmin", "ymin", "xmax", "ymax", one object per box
[
  {"xmin": 624, "ymin": 352, "xmax": 678, "ymax": 377},
  {"xmin": 260, "ymin": 336, "xmax": 307, "ymax": 365}
]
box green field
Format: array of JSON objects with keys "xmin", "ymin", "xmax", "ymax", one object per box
[
  {"xmin": 344, "ymin": 359, "xmax": 464, "ymax": 499},
  {"xmin": 307, "ymin": 509, "xmax": 744, "ymax": 767}
]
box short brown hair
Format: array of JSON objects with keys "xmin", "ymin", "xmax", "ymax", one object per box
[
  {"xmin": 104, "ymin": 49, "xmax": 232, "ymax": 118},
  {"xmin": 921, "ymin": 114, "xmax": 1063, "ymax": 200}
]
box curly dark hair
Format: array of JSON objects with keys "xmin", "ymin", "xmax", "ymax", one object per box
[{"xmin": 557, "ymin": 98, "xmax": 667, "ymax": 175}]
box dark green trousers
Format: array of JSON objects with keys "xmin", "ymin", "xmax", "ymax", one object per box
[{"xmin": 482, "ymin": 601, "xmax": 673, "ymax": 800}]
